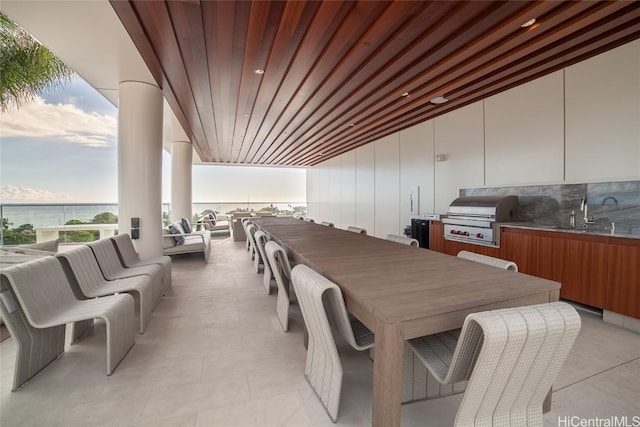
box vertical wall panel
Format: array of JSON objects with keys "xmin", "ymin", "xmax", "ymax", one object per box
[
  {"xmin": 485, "ymin": 71, "xmax": 564, "ymax": 185},
  {"xmin": 565, "ymin": 40, "xmax": 640, "ymax": 181},
  {"xmin": 400, "ymin": 120, "xmax": 434, "ymax": 228},
  {"xmin": 355, "ymin": 143, "xmax": 375, "ymax": 234},
  {"xmin": 434, "ymin": 101, "xmax": 485, "ymax": 213},
  {"xmin": 374, "ymin": 134, "xmax": 400, "ymax": 237},
  {"xmin": 340, "ymin": 151, "xmax": 356, "ymax": 230},
  {"xmin": 317, "ymin": 160, "xmax": 331, "ymax": 222},
  {"xmin": 329, "ymin": 156, "xmax": 341, "ymax": 225},
  {"xmin": 305, "ymin": 167, "xmax": 319, "ymax": 219}
]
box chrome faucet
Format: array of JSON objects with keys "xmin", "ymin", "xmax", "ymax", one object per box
[
  {"xmin": 580, "ymin": 196, "xmax": 595, "ymax": 227},
  {"xmin": 569, "ymin": 210, "xmax": 576, "ymax": 229}
]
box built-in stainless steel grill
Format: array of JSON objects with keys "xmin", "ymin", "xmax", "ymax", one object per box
[{"xmin": 442, "ymin": 195, "xmax": 519, "ymax": 247}]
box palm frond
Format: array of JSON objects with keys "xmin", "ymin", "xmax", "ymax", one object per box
[{"xmin": 0, "ymin": 11, "xmax": 75, "ymax": 113}]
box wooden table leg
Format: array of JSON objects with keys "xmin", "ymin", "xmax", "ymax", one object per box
[{"xmin": 372, "ymin": 319, "xmax": 404, "ymax": 427}]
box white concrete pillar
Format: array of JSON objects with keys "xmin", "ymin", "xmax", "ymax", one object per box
[
  {"xmin": 170, "ymin": 115, "xmax": 192, "ymax": 222},
  {"xmin": 117, "ymin": 80, "xmax": 164, "ymax": 258}
]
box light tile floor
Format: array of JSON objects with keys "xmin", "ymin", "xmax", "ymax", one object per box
[{"xmin": 1, "ymin": 235, "xmax": 638, "ymax": 426}]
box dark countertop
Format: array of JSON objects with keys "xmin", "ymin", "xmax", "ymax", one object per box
[{"xmin": 500, "ymin": 222, "xmax": 640, "ymax": 241}]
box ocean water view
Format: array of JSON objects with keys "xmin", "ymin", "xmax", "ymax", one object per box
[
  {"xmin": 1, "ymin": 202, "xmax": 306, "ymax": 228},
  {"xmin": 1, "ymin": 204, "xmax": 120, "ymax": 229},
  {"xmin": 0, "ymin": 202, "xmax": 306, "ymax": 246}
]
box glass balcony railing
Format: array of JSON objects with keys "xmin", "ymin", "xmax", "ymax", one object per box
[{"xmin": 0, "ymin": 202, "xmax": 306, "ymax": 246}]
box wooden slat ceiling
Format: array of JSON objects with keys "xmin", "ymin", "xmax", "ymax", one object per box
[{"xmin": 110, "ymin": 0, "xmax": 640, "ymax": 166}]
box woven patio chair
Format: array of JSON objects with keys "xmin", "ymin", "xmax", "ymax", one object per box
[
  {"xmin": 88, "ymin": 238, "xmax": 163, "ymax": 307},
  {"xmin": 111, "ymin": 233, "xmax": 172, "ymax": 295},
  {"xmin": 264, "ymin": 241, "xmax": 295, "ymax": 331},
  {"xmin": 457, "ymin": 250, "xmax": 518, "ymax": 271},
  {"xmin": 386, "ymin": 234, "xmax": 419, "ymax": 247},
  {"xmin": 245, "ymin": 222, "xmax": 256, "ymax": 260},
  {"xmin": 245, "ymin": 223, "xmax": 263, "ymax": 273},
  {"xmin": 1, "ymin": 257, "xmax": 136, "ymax": 378},
  {"xmin": 0, "ymin": 269, "xmax": 65, "ymax": 391},
  {"xmin": 346, "ymin": 226, "xmax": 367, "ymax": 235},
  {"xmin": 407, "ymin": 301, "xmax": 580, "ymax": 426},
  {"xmin": 57, "ymin": 246, "xmax": 153, "ymax": 333},
  {"xmin": 241, "ymin": 217, "xmax": 252, "ymax": 252},
  {"xmin": 291, "ymin": 264, "xmax": 374, "ymax": 422},
  {"xmin": 253, "ymin": 230, "xmax": 272, "ymax": 294}
]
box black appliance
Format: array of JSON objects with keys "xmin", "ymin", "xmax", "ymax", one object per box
[{"xmin": 411, "ymin": 218, "xmax": 429, "ymax": 249}]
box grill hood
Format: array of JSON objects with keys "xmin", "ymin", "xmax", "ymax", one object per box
[{"xmin": 447, "ymin": 195, "xmax": 519, "ymax": 221}]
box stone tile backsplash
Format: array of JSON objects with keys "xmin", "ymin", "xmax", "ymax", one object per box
[{"xmin": 462, "ymin": 180, "xmax": 640, "ymax": 237}]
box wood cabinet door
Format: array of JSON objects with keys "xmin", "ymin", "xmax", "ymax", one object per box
[
  {"xmin": 501, "ymin": 228, "xmax": 607, "ymax": 308},
  {"xmin": 605, "ymin": 239, "xmax": 640, "ymax": 319},
  {"xmin": 560, "ymin": 237, "xmax": 608, "ymax": 308},
  {"xmin": 429, "ymin": 221, "xmax": 445, "ymax": 253}
]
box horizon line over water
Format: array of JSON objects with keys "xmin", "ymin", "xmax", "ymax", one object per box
[{"xmin": 1, "ymin": 202, "xmax": 307, "ymax": 229}]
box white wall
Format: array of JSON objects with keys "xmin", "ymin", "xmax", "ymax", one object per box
[
  {"xmin": 374, "ymin": 135, "xmax": 400, "ymax": 237},
  {"xmin": 399, "ymin": 121, "xmax": 434, "ymax": 226},
  {"xmin": 485, "ymin": 71, "xmax": 565, "ymax": 185},
  {"xmin": 565, "ymin": 41, "xmax": 640, "ymax": 181},
  {"xmin": 306, "ymin": 40, "xmax": 640, "ymax": 231},
  {"xmin": 340, "ymin": 151, "xmax": 356, "ymax": 229},
  {"xmin": 434, "ymin": 101, "xmax": 485, "ymax": 213},
  {"xmin": 355, "ymin": 143, "xmax": 375, "ymax": 234}
]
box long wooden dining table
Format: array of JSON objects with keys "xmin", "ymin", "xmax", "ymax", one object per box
[{"xmin": 252, "ymin": 217, "xmax": 561, "ymax": 427}]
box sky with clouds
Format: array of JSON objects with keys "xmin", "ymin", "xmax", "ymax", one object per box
[{"xmin": 0, "ymin": 77, "xmax": 306, "ymax": 204}]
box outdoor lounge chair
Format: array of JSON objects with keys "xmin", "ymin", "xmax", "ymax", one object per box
[
  {"xmin": 264, "ymin": 241, "xmax": 295, "ymax": 331},
  {"xmin": 57, "ymin": 246, "xmax": 154, "ymax": 333},
  {"xmin": 407, "ymin": 301, "xmax": 580, "ymax": 426},
  {"xmin": 253, "ymin": 230, "xmax": 272, "ymax": 294},
  {"xmin": 88, "ymin": 239, "xmax": 163, "ymax": 307},
  {"xmin": 0, "ymin": 257, "xmax": 136, "ymax": 378},
  {"xmin": 0, "ymin": 267, "xmax": 65, "ymax": 391},
  {"xmin": 111, "ymin": 233, "xmax": 172, "ymax": 294},
  {"xmin": 291, "ymin": 264, "xmax": 374, "ymax": 422},
  {"xmin": 162, "ymin": 219, "xmax": 212, "ymax": 262},
  {"xmin": 386, "ymin": 234, "xmax": 419, "ymax": 247}
]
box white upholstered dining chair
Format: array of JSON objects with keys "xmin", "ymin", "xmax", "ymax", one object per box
[
  {"xmin": 253, "ymin": 230, "xmax": 271, "ymax": 293},
  {"xmin": 346, "ymin": 226, "xmax": 367, "ymax": 235},
  {"xmin": 245, "ymin": 223, "xmax": 264, "ymax": 273},
  {"xmin": 385, "ymin": 234, "xmax": 419, "ymax": 247},
  {"xmin": 457, "ymin": 250, "xmax": 518, "ymax": 271},
  {"xmin": 264, "ymin": 240, "xmax": 295, "ymax": 331},
  {"xmin": 291, "ymin": 264, "xmax": 374, "ymax": 422},
  {"xmin": 406, "ymin": 301, "xmax": 580, "ymax": 426}
]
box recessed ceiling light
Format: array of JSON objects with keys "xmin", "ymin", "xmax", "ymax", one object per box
[
  {"xmin": 243, "ymin": 113, "xmax": 249, "ymax": 117},
  {"xmin": 349, "ymin": 123, "xmax": 355, "ymax": 127},
  {"xmin": 430, "ymin": 96, "xmax": 448, "ymax": 104},
  {"xmin": 401, "ymin": 92, "xmax": 410, "ymax": 98},
  {"xmin": 521, "ymin": 18, "xmax": 536, "ymax": 28},
  {"xmin": 254, "ymin": 69, "xmax": 265, "ymax": 75}
]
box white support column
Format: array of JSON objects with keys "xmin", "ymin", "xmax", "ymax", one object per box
[
  {"xmin": 117, "ymin": 80, "xmax": 164, "ymax": 258},
  {"xmin": 170, "ymin": 115, "xmax": 192, "ymax": 222}
]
